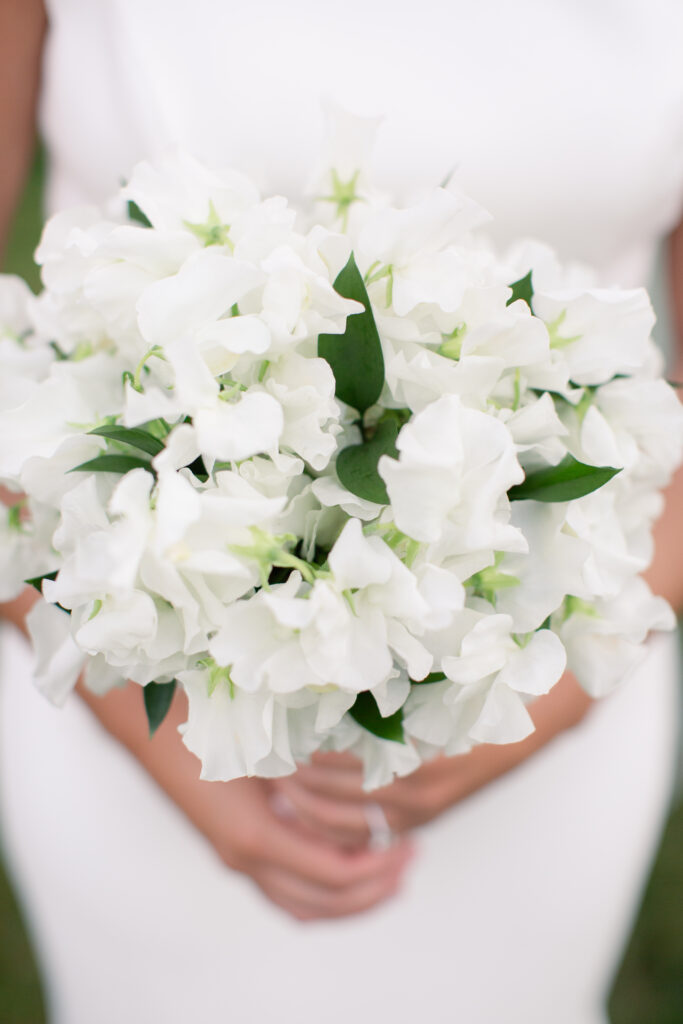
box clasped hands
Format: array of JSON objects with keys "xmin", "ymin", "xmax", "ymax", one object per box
[
  {"xmin": 243, "ymin": 669, "xmax": 590, "ymax": 921},
  {"xmin": 242, "ymin": 738, "xmax": 527, "ymax": 921},
  {"xmin": 79, "ymin": 669, "xmax": 590, "ymax": 924},
  {"xmin": 207, "ymin": 751, "xmax": 470, "ymax": 925}
]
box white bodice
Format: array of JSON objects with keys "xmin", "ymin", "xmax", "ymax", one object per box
[{"xmin": 41, "ymin": 0, "xmax": 683, "ymax": 284}]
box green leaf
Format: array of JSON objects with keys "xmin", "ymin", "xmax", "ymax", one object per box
[
  {"xmin": 127, "ymin": 200, "xmax": 151, "ymax": 227},
  {"xmin": 349, "ymin": 690, "xmax": 405, "ymax": 744},
  {"xmin": 506, "ymin": 270, "xmax": 534, "ymax": 312},
  {"xmin": 25, "ymin": 570, "xmax": 58, "ymax": 593},
  {"xmin": 88, "ymin": 424, "xmax": 164, "ymax": 457},
  {"xmin": 336, "ymin": 418, "xmax": 399, "ymax": 504},
  {"xmin": 143, "ymin": 680, "xmax": 177, "ymax": 736},
  {"xmin": 318, "ymin": 252, "xmax": 384, "ymax": 414},
  {"xmin": 69, "ymin": 454, "xmax": 154, "ymax": 475},
  {"xmin": 508, "ymin": 454, "xmax": 621, "ymax": 503},
  {"xmin": 187, "ymin": 455, "xmax": 209, "ymax": 482}
]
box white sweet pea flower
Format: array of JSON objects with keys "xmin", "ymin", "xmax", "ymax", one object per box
[
  {"xmin": 35, "ymin": 206, "xmax": 115, "ymax": 294},
  {"xmin": 358, "ymin": 187, "xmax": 491, "ymax": 315},
  {"xmin": 137, "ymin": 247, "xmax": 265, "ymax": 401},
  {"xmin": 208, "ymin": 574, "xmax": 327, "ymax": 694},
  {"xmin": 0, "ymin": 354, "xmax": 124, "ymax": 482},
  {"xmin": 193, "ymin": 391, "xmax": 284, "ymax": 464},
  {"xmin": 151, "ymin": 424, "xmax": 200, "ymax": 475},
  {"xmin": 44, "ymin": 471, "xmax": 156, "ymax": 645},
  {"xmin": 179, "ymin": 667, "xmax": 297, "ymax": 781},
  {"xmin": 563, "ymin": 487, "xmax": 648, "ymax": 599},
  {"xmin": 270, "ymin": 576, "xmax": 396, "ymax": 693},
  {"xmin": 407, "ymin": 614, "xmax": 566, "ymax": 751},
  {"xmin": 0, "ymin": 502, "xmax": 31, "ymax": 602},
  {"xmin": 73, "ymin": 590, "xmax": 190, "ymax": 685},
  {"xmin": 494, "ymin": 502, "xmax": 591, "ymax": 631},
  {"xmin": 328, "ymin": 521, "xmax": 432, "ymax": 681},
  {"xmin": 0, "ymin": 341, "xmax": 51, "ymax": 414},
  {"xmin": 0, "ymin": 273, "xmax": 34, "ymax": 335},
  {"xmin": 594, "ymin": 377, "xmax": 683, "ymax": 486},
  {"xmin": 122, "ymin": 379, "xmax": 183, "ymax": 428},
  {"xmin": 25, "ymin": 601, "xmax": 86, "ymax": 707},
  {"xmin": 236, "ymin": 452, "xmax": 318, "ymax": 539},
  {"xmin": 229, "ymin": 196, "xmax": 298, "ymax": 263},
  {"xmin": 209, "ymin": 525, "xmax": 430, "ymax": 697},
  {"xmin": 557, "ymin": 580, "xmax": 674, "ymax": 697},
  {"xmin": 83, "ymin": 224, "xmax": 199, "ymax": 358},
  {"xmin": 532, "ymin": 286, "xmax": 656, "ymax": 387},
  {"xmin": 83, "ymin": 655, "xmax": 126, "ymax": 697},
  {"xmin": 502, "ymin": 392, "xmax": 569, "ymax": 470},
  {"xmin": 412, "ymin": 563, "xmax": 466, "ymax": 632},
  {"xmin": 451, "ymin": 285, "xmax": 551, "ymax": 371},
  {"xmin": 381, "ymin": 332, "xmax": 504, "ymax": 413},
  {"xmin": 263, "ymin": 353, "xmax": 340, "ymax": 470},
  {"xmin": 308, "ymin": 101, "xmax": 385, "ymax": 233},
  {"xmin": 0, "ymin": 499, "xmax": 58, "ymax": 602},
  {"xmin": 19, "ymin": 434, "xmax": 107, "ymax": 508},
  {"xmin": 122, "ymin": 150, "xmax": 261, "ymax": 233},
  {"xmin": 311, "ymin": 473, "xmax": 382, "ymax": 521},
  {"xmin": 369, "ymin": 670, "xmax": 412, "ymax": 718},
  {"xmin": 32, "ymin": 207, "xmax": 122, "ymax": 353},
  {"xmin": 73, "ymin": 590, "xmax": 156, "ymax": 662},
  {"xmin": 258, "ymin": 238, "xmax": 360, "ymax": 350},
  {"xmin": 379, "ymin": 394, "xmax": 525, "ymax": 556},
  {"xmin": 0, "ymin": 276, "xmax": 54, "ymax": 413},
  {"xmin": 543, "ymin": 391, "xmax": 623, "ymax": 477},
  {"xmin": 140, "ymin": 469, "xmax": 284, "ymax": 643},
  {"xmin": 280, "ymin": 688, "xmax": 358, "ymax": 757}
]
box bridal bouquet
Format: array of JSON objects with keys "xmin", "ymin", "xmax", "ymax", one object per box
[{"xmin": 1, "ymin": 118, "xmax": 681, "ymax": 787}]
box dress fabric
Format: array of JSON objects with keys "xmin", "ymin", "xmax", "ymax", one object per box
[{"xmin": 2, "ymin": 1, "xmax": 683, "ymax": 1021}]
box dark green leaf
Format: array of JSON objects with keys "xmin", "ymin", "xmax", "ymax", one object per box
[
  {"xmin": 127, "ymin": 200, "xmax": 151, "ymax": 227},
  {"xmin": 410, "ymin": 671, "xmax": 447, "ymax": 685},
  {"xmin": 349, "ymin": 690, "xmax": 405, "ymax": 744},
  {"xmin": 336, "ymin": 418, "xmax": 399, "ymax": 504},
  {"xmin": 318, "ymin": 252, "xmax": 384, "ymax": 414},
  {"xmin": 143, "ymin": 680, "xmax": 177, "ymax": 736},
  {"xmin": 508, "ymin": 454, "xmax": 621, "ymax": 503},
  {"xmin": 24, "ymin": 571, "xmax": 69, "ymax": 612},
  {"xmin": 25, "ymin": 570, "xmax": 58, "ymax": 593},
  {"xmin": 507, "ymin": 270, "xmax": 534, "ymax": 312},
  {"xmin": 69, "ymin": 454, "xmax": 154, "ymax": 475},
  {"xmin": 88, "ymin": 424, "xmax": 164, "ymax": 457},
  {"xmin": 187, "ymin": 455, "xmax": 209, "ymax": 481}
]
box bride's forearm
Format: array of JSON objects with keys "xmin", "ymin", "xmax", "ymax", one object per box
[
  {"xmin": 646, "ymin": 448, "xmax": 683, "ymax": 613},
  {"xmin": 0, "ymin": 582, "xmax": 38, "ymax": 635},
  {"xmin": 651, "ymin": 226, "xmax": 683, "ymax": 612},
  {"xmin": 0, "ymin": 0, "xmax": 46, "ymax": 264}
]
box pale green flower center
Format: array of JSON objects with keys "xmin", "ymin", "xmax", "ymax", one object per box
[{"xmin": 184, "ymin": 200, "xmax": 234, "ymax": 250}]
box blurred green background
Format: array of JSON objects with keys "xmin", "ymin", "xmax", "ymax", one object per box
[{"xmin": 0, "ymin": 152, "xmax": 682, "ymax": 1024}]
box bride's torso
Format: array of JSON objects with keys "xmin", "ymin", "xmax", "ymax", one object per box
[{"xmin": 42, "ymin": 0, "xmax": 683, "ymax": 284}]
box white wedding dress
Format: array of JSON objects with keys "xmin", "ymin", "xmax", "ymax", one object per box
[{"xmin": 2, "ymin": 2, "xmax": 683, "ymax": 1022}]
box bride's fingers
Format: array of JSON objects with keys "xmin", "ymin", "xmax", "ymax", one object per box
[
  {"xmin": 288, "ymin": 762, "xmax": 367, "ymax": 802},
  {"xmin": 310, "ymin": 750, "xmax": 362, "ymax": 770},
  {"xmin": 273, "ymin": 778, "xmax": 372, "ymax": 846},
  {"xmin": 255, "ymin": 807, "xmax": 412, "ymax": 891},
  {"xmin": 256, "ymin": 861, "xmax": 407, "ymax": 921}
]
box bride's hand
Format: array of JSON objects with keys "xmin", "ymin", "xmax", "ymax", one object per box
[
  {"xmin": 187, "ymin": 775, "xmax": 415, "ymax": 921},
  {"xmin": 271, "ymin": 671, "xmax": 592, "ymax": 846},
  {"xmin": 77, "ymin": 679, "xmax": 414, "ymax": 922}
]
